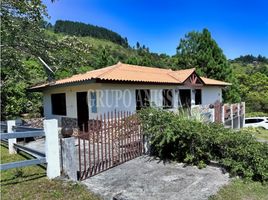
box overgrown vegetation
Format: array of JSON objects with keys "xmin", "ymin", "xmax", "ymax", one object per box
[
  {"xmin": 0, "ymin": 144, "xmax": 99, "ymax": 200},
  {"xmin": 231, "ymin": 57, "xmax": 268, "ymax": 113},
  {"xmin": 139, "ymin": 108, "xmax": 268, "ymax": 182}
]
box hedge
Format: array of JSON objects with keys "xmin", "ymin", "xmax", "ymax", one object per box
[{"xmin": 138, "ymin": 108, "xmax": 268, "ymax": 182}]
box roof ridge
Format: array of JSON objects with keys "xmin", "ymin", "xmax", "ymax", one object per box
[
  {"xmin": 122, "ymin": 63, "xmax": 172, "ymax": 72},
  {"xmin": 94, "ymin": 62, "xmax": 122, "ymax": 78},
  {"xmin": 175, "ymin": 68, "xmax": 196, "ymax": 72},
  {"xmin": 167, "ymin": 72, "xmax": 182, "ymax": 82},
  {"xmin": 118, "ymin": 67, "xmax": 174, "ymax": 75}
]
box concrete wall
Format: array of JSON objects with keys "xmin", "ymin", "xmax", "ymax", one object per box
[{"xmin": 42, "ymin": 83, "xmax": 223, "ymax": 123}]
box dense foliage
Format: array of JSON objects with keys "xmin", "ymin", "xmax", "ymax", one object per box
[
  {"xmin": 231, "ymin": 57, "xmax": 268, "ymax": 113},
  {"xmin": 1, "ymin": 0, "xmax": 48, "ymax": 119},
  {"xmin": 139, "ymin": 108, "xmax": 268, "ymax": 182},
  {"xmin": 54, "ymin": 20, "xmax": 129, "ymax": 48},
  {"xmin": 175, "ymin": 28, "xmax": 240, "ymax": 102}
]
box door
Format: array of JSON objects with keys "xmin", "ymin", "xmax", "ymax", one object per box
[
  {"xmin": 76, "ymin": 92, "xmax": 89, "ymax": 131},
  {"xmin": 179, "ymin": 89, "xmax": 191, "ymax": 108},
  {"xmin": 135, "ymin": 89, "xmax": 150, "ymax": 110}
]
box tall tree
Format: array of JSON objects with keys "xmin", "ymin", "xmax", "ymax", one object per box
[
  {"xmin": 1, "ymin": 0, "xmax": 92, "ymax": 119},
  {"xmin": 1, "ymin": 0, "xmax": 49, "ymax": 119},
  {"xmin": 136, "ymin": 42, "xmax": 140, "ymax": 49},
  {"xmin": 175, "ymin": 28, "xmax": 240, "ymax": 102}
]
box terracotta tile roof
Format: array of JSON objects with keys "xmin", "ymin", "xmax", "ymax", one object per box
[
  {"xmin": 201, "ymin": 77, "xmax": 231, "ymax": 86},
  {"xmin": 30, "ymin": 62, "xmax": 230, "ymax": 90}
]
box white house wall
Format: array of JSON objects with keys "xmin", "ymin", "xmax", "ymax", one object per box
[
  {"xmin": 96, "ymin": 84, "xmax": 175, "ymax": 116},
  {"xmin": 43, "ymin": 83, "xmax": 102, "ymax": 123},
  {"xmin": 42, "ymin": 82, "xmax": 223, "ymax": 122},
  {"xmin": 201, "ymin": 87, "xmax": 222, "ymax": 105}
]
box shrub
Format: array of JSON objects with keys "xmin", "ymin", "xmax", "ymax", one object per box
[
  {"xmin": 138, "ymin": 108, "xmax": 268, "ymax": 182},
  {"xmin": 246, "ymin": 112, "xmax": 268, "ymax": 117}
]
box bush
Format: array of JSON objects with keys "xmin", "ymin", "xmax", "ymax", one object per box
[
  {"xmin": 138, "ymin": 108, "xmax": 268, "ymax": 182},
  {"xmin": 246, "ymin": 112, "xmax": 268, "ymax": 117}
]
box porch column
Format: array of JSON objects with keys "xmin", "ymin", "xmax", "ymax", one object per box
[
  {"xmin": 190, "ymin": 89, "xmax": 196, "ymax": 106},
  {"xmin": 173, "ymin": 89, "xmax": 178, "ymax": 109}
]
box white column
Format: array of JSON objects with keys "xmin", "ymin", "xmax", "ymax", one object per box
[
  {"xmin": 44, "ymin": 119, "xmax": 60, "ymax": 179},
  {"xmin": 221, "ymin": 104, "xmax": 225, "ymax": 124},
  {"xmin": 230, "ymin": 105, "xmax": 234, "ymax": 129},
  {"xmin": 237, "ymin": 104, "xmax": 241, "ymax": 129},
  {"xmin": 173, "ymin": 89, "xmax": 178, "ymax": 109},
  {"xmin": 242, "ymin": 102, "xmax": 246, "ymax": 128},
  {"xmin": 191, "ymin": 89, "xmax": 195, "ymax": 106},
  {"xmin": 7, "ymin": 120, "xmax": 16, "ymax": 154}
]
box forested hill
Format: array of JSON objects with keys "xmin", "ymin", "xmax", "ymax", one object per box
[
  {"xmin": 54, "ymin": 20, "xmax": 128, "ymax": 47},
  {"xmin": 230, "ymin": 55, "xmax": 268, "ymax": 115},
  {"xmin": 232, "ymin": 55, "xmax": 268, "ymax": 64}
]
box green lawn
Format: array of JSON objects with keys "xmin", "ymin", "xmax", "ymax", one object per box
[
  {"xmin": 210, "ymin": 179, "xmax": 268, "ymax": 200},
  {"xmin": 254, "ymin": 128, "xmax": 268, "ymax": 141},
  {"xmin": 244, "ymin": 127, "xmax": 268, "ymax": 141},
  {"xmin": 0, "ymin": 143, "xmax": 100, "ymax": 200}
]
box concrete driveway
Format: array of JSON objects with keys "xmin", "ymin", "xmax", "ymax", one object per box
[{"xmin": 82, "ymin": 156, "xmax": 230, "ymax": 200}]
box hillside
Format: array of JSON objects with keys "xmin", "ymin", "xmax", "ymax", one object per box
[
  {"xmin": 54, "ymin": 20, "xmax": 129, "ymax": 47},
  {"xmin": 43, "ymin": 30, "xmax": 175, "ymax": 78},
  {"xmin": 230, "ymin": 56, "xmax": 268, "ymax": 114},
  {"xmin": 1, "ymin": 24, "xmax": 174, "ymax": 119}
]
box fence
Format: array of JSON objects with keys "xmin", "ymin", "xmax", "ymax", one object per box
[
  {"xmin": 76, "ymin": 111, "xmax": 143, "ymax": 180},
  {"xmin": 0, "ymin": 119, "xmax": 60, "ymax": 179},
  {"xmin": 191, "ymin": 102, "xmax": 245, "ymax": 129}
]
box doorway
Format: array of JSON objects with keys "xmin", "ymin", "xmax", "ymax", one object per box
[
  {"xmin": 135, "ymin": 89, "xmax": 150, "ymax": 110},
  {"xmin": 179, "ymin": 89, "xmax": 191, "ymax": 108},
  {"xmin": 76, "ymin": 92, "xmax": 89, "ymax": 131}
]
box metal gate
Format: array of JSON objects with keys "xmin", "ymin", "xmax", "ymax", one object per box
[{"xmin": 77, "ymin": 111, "xmax": 143, "ymax": 180}]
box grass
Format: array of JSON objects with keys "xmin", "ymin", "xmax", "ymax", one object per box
[
  {"xmin": 0, "ymin": 143, "xmax": 100, "ymax": 200},
  {"xmin": 243, "ymin": 127, "xmax": 268, "ymax": 141},
  {"xmin": 210, "ymin": 179, "xmax": 268, "ymax": 200},
  {"xmin": 254, "ymin": 128, "xmax": 268, "ymax": 141}
]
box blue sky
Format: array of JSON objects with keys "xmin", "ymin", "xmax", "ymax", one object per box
[{"xmin": 44, "ymin": 0, "xmax": 268, "ymax": 59}]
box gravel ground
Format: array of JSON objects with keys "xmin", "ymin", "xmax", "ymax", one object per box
[
  {"xmin": 83, "ymin": 156, "xmax": 230, "ymax": 200},
  {"xmin": 24, "ymin": 138, "xmax": 46, "ymax": 154}
]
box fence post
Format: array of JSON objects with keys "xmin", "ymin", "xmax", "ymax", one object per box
[
  {"xmin": 44, "ymin": 119, "xmax": 60, "ymax": 179},
  {"xmin": 242, "ymin": 102, "xmax": 246, "ymax": 128},
  {"xmin": 237, "ymin": 104, "xmax": 241, "ymax": 129},
  {"xmin": 221, "ymin": 104, "xmax": 225, "ymax": 125},
  {"xmin": 61, "ymin": 137, "xmax": 78, "ymax": 181},
  {"xmin": 7, "ymin": 120, "xmax": 16, "ymax": 154},
  {"xmin": 230, "ymin": 105, "xmax": 234, "ymax": 129}
]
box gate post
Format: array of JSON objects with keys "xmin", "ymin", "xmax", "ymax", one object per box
[
  {"xmin": 61, "ymin": 137, "xmax": 78, "ymax": 181},
  {"xmin": 44, "ymin": 119, "xmax": 60, "ymax": 179},
  {"xmin": 7, "ymin": 120, "xmax": 16, "ymax": 154}
]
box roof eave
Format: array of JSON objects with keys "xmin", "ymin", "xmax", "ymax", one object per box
[{"xmin": 29, "ymin": 79, "xmax": 97, "ymax": 92}]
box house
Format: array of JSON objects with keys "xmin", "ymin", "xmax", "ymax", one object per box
[{"xmin": 30, "ymin": 62, "xmax": 231, "ymax": 128}]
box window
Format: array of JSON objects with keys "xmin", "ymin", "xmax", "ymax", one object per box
[
  {"xmin": 90, "ymin": 91, "xmax": 97, "ymax": 113},
  {"xmin": 162, "ymin": 89, "xmax": 173, "ymax": 109},
  {"xmin": 51, "ymin": 93, "xmax": 66, "ymax": 115},
  {"xmin": 136, "ymin": 89, "xmax": 150, "ymax": 110},
  {"xmin": 195, "ymin": 89, "xmax": 202, "ymax": 105}
]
